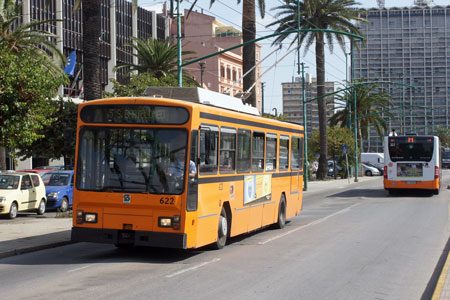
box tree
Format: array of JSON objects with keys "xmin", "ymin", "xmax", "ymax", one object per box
[
  {"xmin": 0, "ymin": 0, "xmax": 65, "ymax": 75},
  {"xmin": 73, "ymin": 0, "xmax": 137, "ymax": 100},
  {"xmin": 309, "ymin": 127, "xmax": 357, "ymax": 178},
  {"xmin": 205, "ymin": 0, "xmax": 265, "ymax": 107},
  {"xmin": 16, "ymin": 98, "xmax": 78, "ymax": 167},
  {"xmin": 0, "ymin": 47, "xmax": 67, "ymax": 169},
  {"xmin": 105, "ymin": 73, "xmax": 198, "ymax": 97},
  {"xmin": 114, "ymin": 37, "xmax": 198, "ymax": 86},
  {"xmin": 330, "ymin": 78, "xmax": 393, "ymax": 152},
  {"xmin": 433, "ymin": 126, "xmax": 450, "ymax": 148},
  {"xmin": 269, "ymin": 0, "xmax": 367, "ymax": 180}
]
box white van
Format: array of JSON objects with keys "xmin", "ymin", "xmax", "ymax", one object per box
[{"xmin": 361, "ymin": 153, "xmax": 384, "ymax": 174}]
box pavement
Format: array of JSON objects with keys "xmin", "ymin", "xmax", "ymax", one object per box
[{"xmin": 1, "ymin": 174, "xmax": 449, "ymax": 299}]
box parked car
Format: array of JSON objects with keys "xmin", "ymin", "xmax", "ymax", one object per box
[
  {"xmin": 36, "ymin": 165, "xmax": 74, "ymax": 171},
  {"xmin": 327, "ymin": 160, "xmax": 343, "ymax": 177},
  {"xmin": 17, "ymin": 169, "xmax": 51, "ymax": 177},
  {"xmin": 41, "ymin": 171, "xmax": 74, "ymax": 212},
  {"xmin": 361, "ymin": 162, "xmax": 381, "ymax": 176},
  {"xmin": 361, "ymin": 152, "xmax": 384, "ymax": 174},
  {"xmin": 0, "ymin": 172, "xmax": 47, "ymax": 219}
]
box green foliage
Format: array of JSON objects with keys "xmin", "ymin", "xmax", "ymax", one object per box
[
  {"xmin": 0, "ymin": 0, "xmax": 66, "ymax": 75},
  {"xmin": 113, "ymin": 37, "xmax": 199, "ymax": 86},
  {"xmin": 308, "ymin": 127, "xmax": 358, "ymax": 178},
  {"xmin": 262, "ymin": 113, "xmax": 287, "ymax": 121},
  {"xmin": 105, "ymin": 73, "xmax": 198, "ymax": 97},
  {"xmin": 16, "ymin": 98, "xmax": 78, "ymax": 165},
  {"xmin": 0, "ymin": 47, "xmax": 67, "ymax": 162},
  {"xmin": 330, "ymin": 78, "xmax": 393, "ymax": 147},
  {"xmin": 433, "ymin": 126, "xmax": 450, "ymax": 148}
]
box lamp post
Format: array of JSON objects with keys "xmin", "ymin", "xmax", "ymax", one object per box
[
  {"xmin": 301, "ymin": 63, "xmax": 309, "ymax": 190},
  {"xmin": 199, "ymin": 62, "xmax": 205, "ymax": 87},
  {"xmin": 351, "ymin": 39, "xmax": 358, "ymax": 182}
]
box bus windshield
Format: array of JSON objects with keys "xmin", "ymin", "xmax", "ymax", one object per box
[
  {"xmin": 76, "ymin": 127, "xmax": 188, "ymax": 194},
  {"xmin": 388, "ymin": 137, "xmax": 434, "ymax": 162}
]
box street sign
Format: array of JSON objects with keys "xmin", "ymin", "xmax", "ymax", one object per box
[{"xmin": 342, "ymin": 144, "xmax": 348, "ymax": 154}]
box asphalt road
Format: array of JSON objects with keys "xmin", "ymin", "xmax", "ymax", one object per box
[{"xmin": 1, "ymin": 171, "xmax": 450, "ymax": 300}]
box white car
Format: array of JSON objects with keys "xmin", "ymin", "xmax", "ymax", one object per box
[
  {"xmin": 361, "ymin": 162, "xmax": 381, "ymax": 176},
  {"xmin": 0, "ymin": 172, "xmax": 47, "ymax": 219}
]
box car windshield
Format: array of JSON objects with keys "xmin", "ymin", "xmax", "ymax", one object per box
[
  {"xmin": 443, "ymin": 151, "xmax": 450, "ymax": 159},
  {"xmin": 42, "ymin": 173, "xmax": 70, "ymax": 186},
  {"xmin": 364, "ymin": 163, "xmax": 376, "ymax": 168},
  {"xmin": 76, "ymin": 127, "xmax": 188, "ymax": 194},
  {"xmin": 0, "ymin": 175, "xmax": 20, "ymax": 189}
]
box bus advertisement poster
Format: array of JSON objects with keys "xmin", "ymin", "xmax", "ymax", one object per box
[
  {"xmin": 244, "ymin": 174, "xmax": 272, "ymax": 205},
  {"xmin": 397, "ymin": 163, "xmax": 423, "ymax": 177}
]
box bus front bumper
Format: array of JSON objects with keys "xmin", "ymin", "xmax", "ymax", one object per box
[{"xmin": 71, "ymin": 227, "xmax": 187, "ymax": 249}]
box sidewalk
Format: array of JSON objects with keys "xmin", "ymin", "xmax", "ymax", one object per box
[{"xmin": 0, "ymin": 217, "xmax": 72, "ymax": 259}]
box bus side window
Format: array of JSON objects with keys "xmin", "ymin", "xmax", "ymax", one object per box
[
  {"xmin": 279, "ymin": 135, "xmax": 289, "ymax": 171},
  {"xmin": 200, "ymin": 125, "xmax": 219, "ymax": 174},
  {"xmin": 299, "ymin": 137, "xmax": 304, "ymax": 170},
  {"xmin": 252, "ymin": 132, "xmax": 265, "ymax": 172},
  {"xmin": 220, "ymin": 127, "xmax": 236, "ymax": 174},
  {"xmin": 291, "ymin": 137, "xmax": 300, "ymax": 170},
  {"xmin": 237, "ymin": 129, "xmax": 251, "ymax": 173},
  {"xmin": 266, "ymin": 134, "xmax": 277, "ymax": 171}
]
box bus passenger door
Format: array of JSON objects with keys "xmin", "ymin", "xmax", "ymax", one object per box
[{"xmin": 186, "ymin": 130, "xmax": 198, "ymax": 212}]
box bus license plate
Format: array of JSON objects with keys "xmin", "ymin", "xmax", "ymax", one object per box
[{"xmin": 405, "ymin": 181, "xmax": 417, "ymax": 184}]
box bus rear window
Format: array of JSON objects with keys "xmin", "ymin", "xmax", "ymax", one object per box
[
  {"xmin": 80, "ymin": 104, "xmax": 189, "ymax": 125},
  {"xmin": 388, "ymin": 137, "xmax": 434, "ymax": 162}
]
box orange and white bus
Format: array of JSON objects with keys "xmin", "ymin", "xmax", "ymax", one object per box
[
  {"xmin": 71, "ymin": 88, "xmax": 304, "ymax": 249},
  {"xmin": 383, "ymin": 135, "xmax": 442, "ymax": 195}
]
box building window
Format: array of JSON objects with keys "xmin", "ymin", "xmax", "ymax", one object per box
[{"xmin": 220, "ymin": 65, "xmax": 225, "ymax": 78}]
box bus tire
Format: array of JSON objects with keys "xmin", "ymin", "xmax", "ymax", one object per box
[
  {"xmin": 213, "ymin": 207, "xmax": 228, "ymax": 249},
  {"xmin": 433, "ymin": 189, "xmax": 439, "ymax": 195},
  {"xmin": 274, "ymin": 195, "xmax": 286, "ymax": 229},
  {"xmin": 387, "ymin": 189, "xmax": 395, "ymax": 195}
]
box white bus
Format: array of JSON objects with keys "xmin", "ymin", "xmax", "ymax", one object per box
[{"xmin": 383, "ymin": 135, "xmax": 442, "ymax": 195}]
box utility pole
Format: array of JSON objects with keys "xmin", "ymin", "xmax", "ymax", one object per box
[
  {"xmin": 176, "ymin": 0, "xmax": 182, "ymax": 86},
  {"xmin": 351, "ymin": 39, "xmax": 358, "ymax": 182},
  {"xmin": 301, "ymin": 63, "xmax": 308, "ymax": 190},
  {"xmin": 199, "ymin": 62, "xmax": 205, "ymax": 87},
  {"xmin": 261, "ymin": 82, "xmax": 265, "ymax": 116}
]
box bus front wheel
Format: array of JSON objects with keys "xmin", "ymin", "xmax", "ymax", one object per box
[
  {"xmin": 274, "ymin": 195, "xmax": 286, "ymax": 229},
  {"xmin": 213, "ymin": 207, "xmax": 228, "ymax": 249}
]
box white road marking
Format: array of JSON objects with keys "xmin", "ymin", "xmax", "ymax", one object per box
[
  {"xmin": 68, "ymin": 265, "xmax": 91, "ymax": 273},
  {"xmin": 258, "ymin": 203, "xmax": 361, "ymax": 245},
  {"xmin": 165, "ymin": 258, "xmax": 221, "ymax": 278}
]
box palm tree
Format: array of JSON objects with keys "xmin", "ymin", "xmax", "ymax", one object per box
[
  {"xmin": 269, "ymin": 0, "xmax": 367, "ymax": 179},
  {"xmin": 205, "ymin": 0, "xmax": 265, "ymax": 107},
  {"xmin": 0, "ymin": 0, "xmax": 65, "ymax": 74},
  {"xmin": 330, "ymin": 79, "xmax": 393, "ymax": 152},
  {"xmin": 114, "ymin": 37, "xmax": 198, "ymax": 85}
]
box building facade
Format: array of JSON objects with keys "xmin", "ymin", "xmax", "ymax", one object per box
[
  {"xmin": 172, "ymin": 9, "xmax": 263, "ymax": 113},
  {"xmin": 282, "ymin": 77, "xmax": 335, "ymax": 138},
  {"xmin": 21, "ymin": 0, "xmax": 170, "ymax": 98},
  {"xmin": 354, "ymin": 4, "xmax": 450, "ymax": 152}
]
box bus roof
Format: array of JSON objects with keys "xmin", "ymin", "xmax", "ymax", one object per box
[{"xmin": 143, "ymin": 87, "xmax": 260, "ymax": 116}]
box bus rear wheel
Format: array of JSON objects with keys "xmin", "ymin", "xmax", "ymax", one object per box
[
  {"xmin": 213, "ymin": 207, "xmax": 228, "ymax": 249},
  {"xmin": 273, "ymin": 195, "xmax": 286, "ymax": 229},
  {"xmin": 433, "ymin": 188, "xmax": 440, "ymax": 195}
]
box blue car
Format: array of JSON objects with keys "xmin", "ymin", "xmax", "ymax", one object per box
[{"xmin": 41, "ymin": 171, "xmax": 74, "ymax": 212}]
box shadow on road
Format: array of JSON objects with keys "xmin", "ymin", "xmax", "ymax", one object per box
[{"xmin": 327, "ymin": 188, "xmax": 388, "ymax": 199}]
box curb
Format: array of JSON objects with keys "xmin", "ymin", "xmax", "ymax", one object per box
[{"xmin": 0, "ymin": 240, "xmax": 75, "ymax": 260}]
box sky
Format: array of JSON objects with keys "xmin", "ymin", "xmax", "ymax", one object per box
[{"xmin": 139, "ymin": 0, "xmax": 449, "ymax": 114}]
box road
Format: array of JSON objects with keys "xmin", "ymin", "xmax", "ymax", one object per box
[{"xmin": 1, "ymin": 171, "xmax": 450, "ymax": 300}]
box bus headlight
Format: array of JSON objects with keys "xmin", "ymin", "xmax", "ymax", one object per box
[
  {"xmin": 84, "ymin": 213, "xmax": 97, "ymax": 223},
  {"xmin": 76, "ymin": 210, "xmax": 84, "ymax": 224},
  {"xmin": 159, "ymin": 217, "xmax": 172, "ymax": 227}
]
